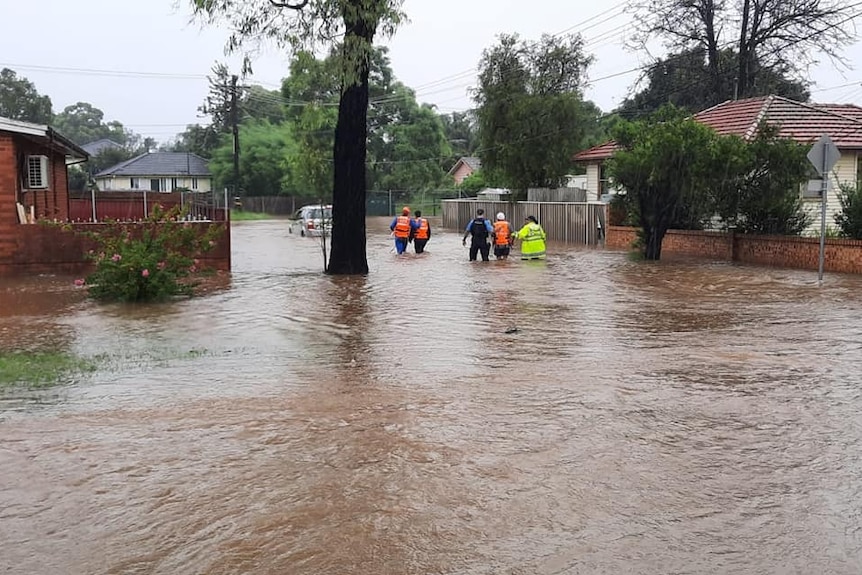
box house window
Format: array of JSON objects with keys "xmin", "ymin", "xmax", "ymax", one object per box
[
  {"xmin": 130, "ymin": 177, "xmax": 140, "ymax": 189},
  {"xmin": 26, "ymin": 155, "xmax": 49, "ymax": 189},
  {"xmin": 191, "ymin": 177, "xmax": 199, "ymax": 190},
  {"xmin": 160, "ymin": 178, "xmax": 168, "ymax": 193},
  {"xmin": 599, "ymin": 163, "xmax": 611, "ymax": 197},
  {"xmin": 171, "ymin": 178, "xmax": 179, "ymax": 191}
]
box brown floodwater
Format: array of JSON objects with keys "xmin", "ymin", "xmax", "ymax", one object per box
[{"xmin": 2, "ymin": 217, "xmax": 862, "ymax": 574}]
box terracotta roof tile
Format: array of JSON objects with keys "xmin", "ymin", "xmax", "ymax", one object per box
[{"xmin": 573, "ymin": 95, "xmax": 862, "ymax": 162}]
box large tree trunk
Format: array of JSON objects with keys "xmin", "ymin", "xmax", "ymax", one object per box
[
  {"xmin": 327, "ymin": 8, "xmax": 374, "ymax": 275},
  {"xmin": 644, "ymin": 226, "xmax": 665, "ymax": 260},
  {"xmin": 736, "ymin": 0, "xmax": 752, "ymax": 99}
]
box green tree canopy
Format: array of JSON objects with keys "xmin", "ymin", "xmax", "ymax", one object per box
[
  {"xmin": 53, "ymin": 102, "xmax": 131, "ymax": 146},
  {"xmin": 473, "ymin": 33, "xmax": 597, "ymax": 193},
  {"xmin": 0, "ymin": 68, "xmax": 53, "ymax": 124},
  {"xmin": 191, "ymin": 0, "xmax": 407, "ymax": 275},
  {"xmin": 617, "ymin": 48, "xmax": 810, "ymax": 118},
  {"xmin": 607, "ymin": 105, "xmax": 726, "ymax": 260},
  {"xmin": 209, "ymin": 120, "xmax": 298, "ymax": 197}
]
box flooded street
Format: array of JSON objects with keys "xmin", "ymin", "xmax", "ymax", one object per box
[{"xmin": 2, "ymin": 217, "xmax": 862, "ymax": 574}]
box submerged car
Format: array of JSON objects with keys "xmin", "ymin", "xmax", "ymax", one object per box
[{"xmin": 288, "ymin": 204, "xmax": 332, "ymax": 237}]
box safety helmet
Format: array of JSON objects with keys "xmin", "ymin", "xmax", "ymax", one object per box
[
  {"xmin": 402, "ymin": 206, "xmax": 410, "ymax": 214},
  {"xmin": 496, "ymin": 212, "xmax": 505, "ymax": 220}
]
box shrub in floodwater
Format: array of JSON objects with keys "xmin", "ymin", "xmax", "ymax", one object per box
[{"xmin": 80, "ymin": 204, "xmax": 223, "ymax": 303}]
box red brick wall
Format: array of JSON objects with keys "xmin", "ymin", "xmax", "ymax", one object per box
[
  {"xmin": 606, "ymin": 225, "xmax": 862, "ymax": 274},
  {"xmin": 0, "ymin": 134, "xmax": 17, "ymax": 261},
  {"xmin": 0, "ymin": 221, "xmax": 231, "ymax": 275},
  {"xmin": 16, "ymin": 139, "xmax": 70, "ymax": 222}
]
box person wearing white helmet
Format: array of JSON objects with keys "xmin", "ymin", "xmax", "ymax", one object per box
[{"xmin": 492, "ymin": 212, "xmax": 514, "ymax": 260}]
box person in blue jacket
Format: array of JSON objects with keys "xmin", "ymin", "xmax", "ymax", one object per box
[{"xmin": 461, "ymin": 208, "xmax": 494, "ymax": 261}]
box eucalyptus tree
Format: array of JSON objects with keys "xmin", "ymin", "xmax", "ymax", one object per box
[
  {"xmin": 628, "ymin": 0, "xmax": 858, "ymax": 100},
  {"xmin": 192, "ymin": 0, "xmax": 405, "ymax": 274}
]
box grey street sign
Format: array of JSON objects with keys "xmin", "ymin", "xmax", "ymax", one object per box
[{"xmin": 807, "ymin": 134, "xmax": 841, "ymax": 176}]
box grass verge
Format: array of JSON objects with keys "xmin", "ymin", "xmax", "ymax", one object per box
[
  {"xmin": 230, "ymin": 210, "xmax": 273, "ymax": 221},
  {"xmin": 0, "ymin": 351, "xmax": 97, "ymax": 388}
]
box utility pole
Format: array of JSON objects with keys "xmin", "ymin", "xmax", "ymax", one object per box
[{"xmin": 230, "ymin": 74, "xmax": 240, "ymax": 201}]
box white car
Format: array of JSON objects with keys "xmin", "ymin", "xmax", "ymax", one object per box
[{"xmin": 288, "ymin": 204, "xmax": 332, "ymax": 237}]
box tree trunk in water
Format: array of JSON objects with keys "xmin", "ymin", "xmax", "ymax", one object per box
[
  {"xmin": 326, "ymin": 11, "xmax": 373, "ymax": 275},
  {"xmin": 643, "ymin": 226, "xmax": 664, "ymax": 260}
]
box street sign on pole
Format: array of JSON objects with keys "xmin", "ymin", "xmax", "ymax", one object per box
[
  {"xmin": 807, "ymin": 134, "xmax": 840, "ymax": 175},
  {"xmin": 807, "ymin": 134, "xmax": 840, "ymax": 283}
]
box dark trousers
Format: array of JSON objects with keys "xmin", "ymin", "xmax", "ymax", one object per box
[
  {"xmin": 469, "ymin": 241, "xmax": 490, "ymax": 261},
  {"xmin": 414, "ymin": 239, "xmax": 428, "ymax": 253}
]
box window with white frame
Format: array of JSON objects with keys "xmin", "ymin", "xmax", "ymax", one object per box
[
  {"xmin": 130, "ymin": 177, "xmax": 140, "ymax": 189},
  {"xmin": 191, "ymin": 177, "xmax": 199, "ymax": 190},
  {"xmin": 26, "ymin": 155, "xmax": 49, "ymax": 189},
  {"xmin": 171, "ymin": 177, "xmax": 179, "ymax": 191}
]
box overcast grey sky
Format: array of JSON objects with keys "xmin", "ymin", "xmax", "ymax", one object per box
[{"xmin": 1, "ymin": 0, "xmax": 861, "ymax": 143}]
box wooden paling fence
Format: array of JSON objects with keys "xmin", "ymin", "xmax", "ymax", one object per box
[{"xmin": 441, "ymin": 200, "xmax": 608, "ymax": 245}]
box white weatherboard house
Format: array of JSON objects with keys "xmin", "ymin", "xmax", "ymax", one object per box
[
  {"xmin": 95, "ymin": 152, "xmax": 212, "ymax": 192},
  {"xmin": 574, "ymin": 95, "xmax": 862, "ymax": 233}
]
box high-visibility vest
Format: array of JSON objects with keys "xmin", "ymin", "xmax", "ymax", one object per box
[
  {"xmin": 415, "ymin": 218, "xmax": 429, "ymax": 239},
  {"xmin": 393, "ymin": 215, "xmax": 412, "ymax": 238},
  {"xmin": 493, "ymin": 221, "xmax": 511, "ymax": 246},
  {"xmin": 517, "ymin": 223, "xmax": 546, "ymax": 259}
]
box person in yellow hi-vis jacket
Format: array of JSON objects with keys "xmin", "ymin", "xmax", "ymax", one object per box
[{"xmin": 514, "ymin": 215, "xmax": 547, "ymax": 260}]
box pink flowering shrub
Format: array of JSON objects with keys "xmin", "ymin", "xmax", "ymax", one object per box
[{"xmin": 81, "ymin": 205, "xmax": 223, "ymax": 302}]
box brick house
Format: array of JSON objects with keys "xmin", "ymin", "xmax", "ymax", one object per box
[
  {"xmin": 0, "ymin": 116, "xmax": 88, "ymax": 264},
  {"xmin": 574, "ymin": 95, "xmax": 862, "ymax": 230},
  {"xmin": 447, "ymin": 156, "xmax": 482, "ymax": 185}
]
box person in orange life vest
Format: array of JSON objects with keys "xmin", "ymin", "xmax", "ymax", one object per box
[
  {"xmin": 412, "ymin": 210, "xmax": 431, "ymax": 254},
  {"xmin": 389, "ymin": 206, "xmax": 419, "ymax": 255},
  {"xmin": 492, "ymin": 212, "xmax": 514, "ymax": 260}
]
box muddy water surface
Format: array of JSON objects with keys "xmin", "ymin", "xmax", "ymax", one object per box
[{"xmin": 2, "ymin": 218, "xmax": 862, "ymax": 574}]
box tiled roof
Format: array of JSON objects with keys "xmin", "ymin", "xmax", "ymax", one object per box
[
  {"xmin": 81, "ymin": 138, "xmax": 123, "ymax": 156},
  {"xmin": 574, "ymin": 95, "xmax": 862, "ymax": 162},
  {"xmin": 95, "ymin": 152, "xmax": 211, "ymax": 177},
  {"xmin": 448, "ymin": 156, "xmax": 482, "ymax": 174}
]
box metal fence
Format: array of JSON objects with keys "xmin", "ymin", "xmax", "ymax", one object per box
[
  {"xmin": 69, "ymin": 190, "xmax": 229, "ymax": 222},
  {"xmin": 442, "ymin": 199, "xmax": 607, "ymax": 245}
]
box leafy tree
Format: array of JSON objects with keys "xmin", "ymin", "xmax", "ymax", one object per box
[
  {"xmin": 834, "ymin": 183, "xmax": 862, "ymax": 239},
  {"xmin": 281, "ymin": 47, "xmax": 450, "ymax": 196},
  {"xmin": 209, "ymin": 120, "xmax": 297, "ymax": 197},
  {"xmin": 192, "ymin": 0, "xmax": 406, "ymax": 275},
  {"xmin": 0, "ymin": 68, "xmax": 53, "ymax": 124},
  {"xmin": 618, "ymin": 48, "xmax": 810, "ymax": 118},
  {"xmin": 167, "ymin": 124, "xmax": 222, "ymax": 158},
  {"xmin": 458, "ymin": 171, "xmax": 486, "ymax": 195},
  {"xmin": 473, "ymin": 33, "xmax": 597, "ymax": 194},
  {"xmin": 53, "ymin": 102, "xmax": 130, "ymax": 145},
  {"xmin": 712, "ymin": 125, "xmax": 811, "ymax": 235},
  {"xmin": 629, "ymin": 0, "xmax": 858, "ymax": 101},
  {"xmin": 607, "ymin": 105, "xmax": 724, "ymax": 260},
  {"xmin": 439, "ymin": 110, "xmax": 478, "ymax": 163},
  {"xmin": 281, "ymin": 51, "xmax": 339, "ymax": 199},
  {"xmin": 241, "ymin": 85, "xmax": 285, "ymax": 124}
]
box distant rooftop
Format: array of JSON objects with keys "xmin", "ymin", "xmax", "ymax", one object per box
[
  {"xmin": 574, "ymin": 95, "xmax": 862, "ymax": 162},
  {"xmin": 95, "ymin": 151, "xmax": 211, "ymax": 178},
  {"xmin": 81, "ymin": 138, "xmax": 124, "ymax": 157}
]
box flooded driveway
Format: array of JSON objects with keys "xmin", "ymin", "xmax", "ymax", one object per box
[{"xmin": 2, "ymin": 217, "xmax": 862, "ymax": 574}]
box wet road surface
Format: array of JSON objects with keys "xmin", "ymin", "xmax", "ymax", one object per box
[{"xmin": 2, "ymin": 217, "xmax": 862, "ymax": 574}]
